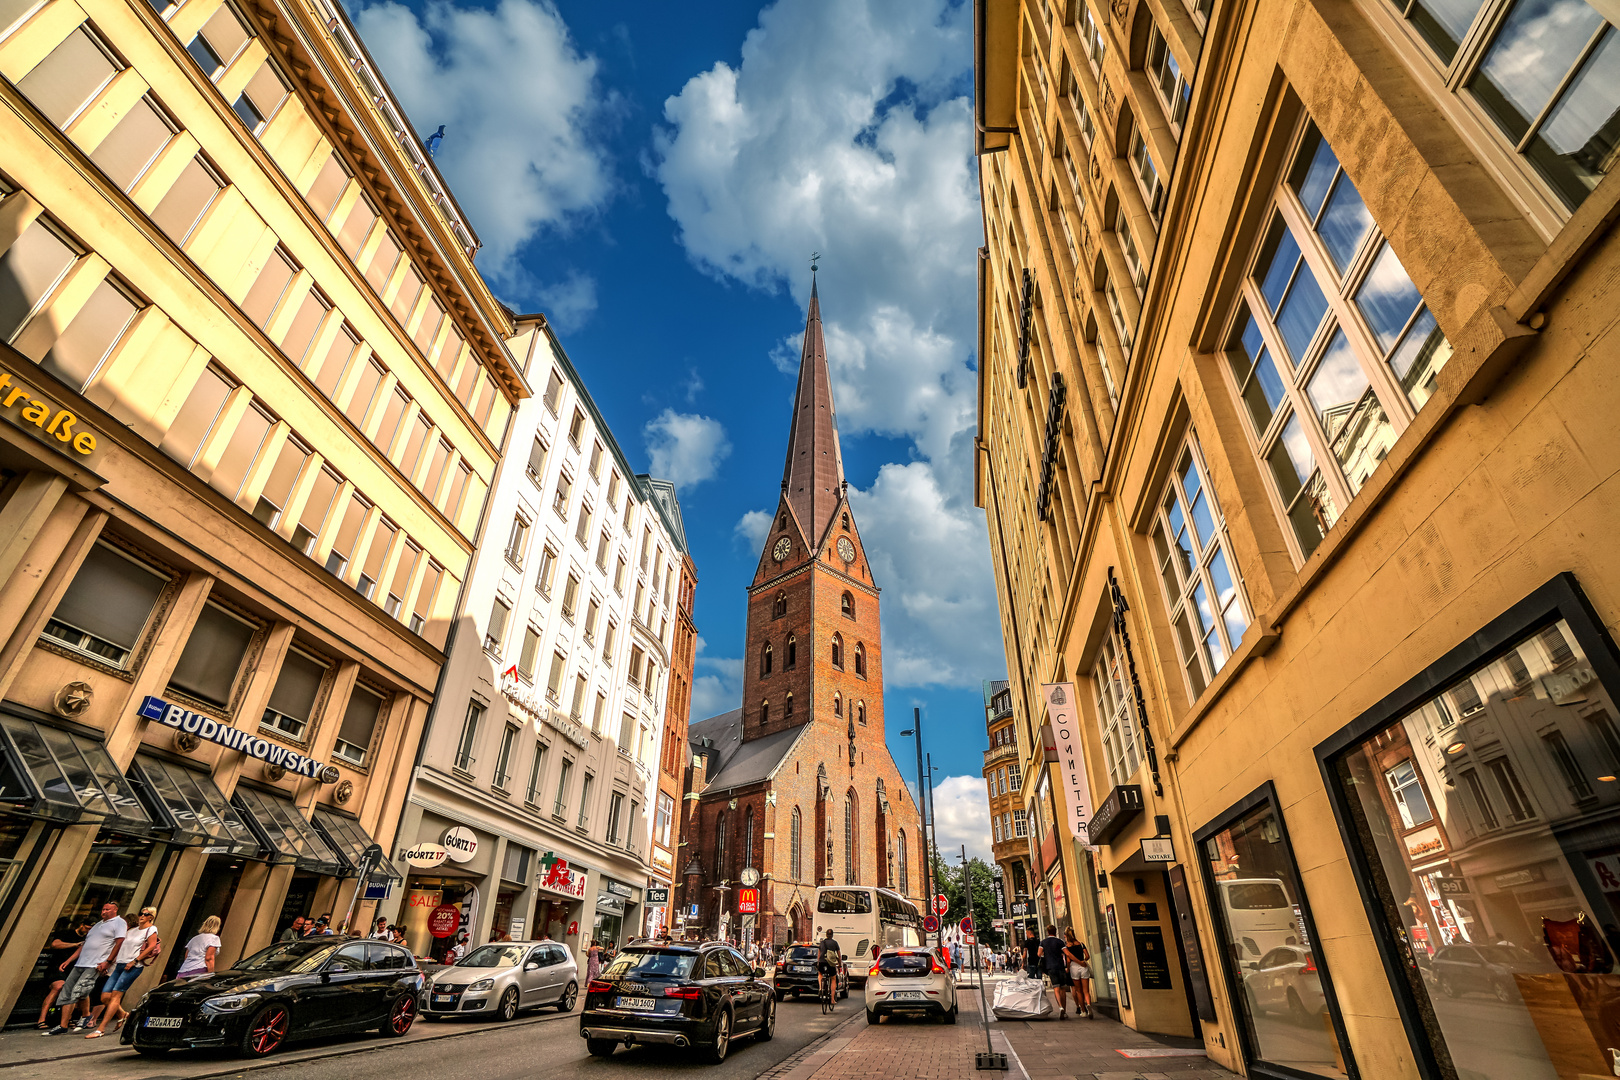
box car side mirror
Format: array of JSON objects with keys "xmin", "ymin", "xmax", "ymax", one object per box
[
  {"xmin": 525, "ymin": 961, "xmax": 541, "ymax": 971},
  {"xmin": 752, "ymin": 967, "xmax": 766, "ymax": 979}
]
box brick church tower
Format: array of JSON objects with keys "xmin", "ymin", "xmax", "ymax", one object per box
[{"xmin": 679, "ymin": 274, "xmax": 923, "ymax": 947}]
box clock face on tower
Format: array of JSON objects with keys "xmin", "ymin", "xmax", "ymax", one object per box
[
  {"xmin": 837, "ymin": 537, "xmax": 855, "ymax": 563},
  {"xmin": 772, "ymin": 537, "xmax": 791, "ymax": 563}
]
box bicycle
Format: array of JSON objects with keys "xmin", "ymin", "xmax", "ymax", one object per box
[{"xmin": 818, "ymin": 965, "xmax": 837, "ymax": 1014}]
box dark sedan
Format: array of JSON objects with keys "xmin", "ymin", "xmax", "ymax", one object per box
[
  {"xmin": 580, "ymin": 941, "xmax": 774, "ymax": 1063},
  {"xmin": 120, "ymin": 937, "xmax": 422, "ymax": 1057},
  {"xmin": 773, "ymin": 943, "xmax": 848, "ymax": 1001}
]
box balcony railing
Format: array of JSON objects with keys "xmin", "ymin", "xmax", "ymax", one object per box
[{"xmin": 983, "ymin": 742, "xmax": 1018, "ymax": 767}]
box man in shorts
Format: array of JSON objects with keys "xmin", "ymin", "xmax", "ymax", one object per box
[{"xmin": 43, "ymin": 902, "xmax": 126, "ymax": 1035}]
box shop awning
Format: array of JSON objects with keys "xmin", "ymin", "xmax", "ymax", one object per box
[
  {"xmin": 0, "ymin": 713, "xmax": 154, "ymax": 830},
  {"xmin": 311, "ymin": 807, "xmax": 402, "ymax": 883},
  {"xmin": 230, "ymin": 786, "xmax": 343, "ymax": 875},
  {"xmin": 129, "ymin": 755, "xmax": 259, "ymax": 858}
]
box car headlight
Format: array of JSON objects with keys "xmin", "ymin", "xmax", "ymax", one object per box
[
  {"xmin": 201, "ymin": 993, "xmax": 261, "ymax": 1013},
  {"xmin": 466, "ymin": 979, "xmax": 495, "ymax": 992}
]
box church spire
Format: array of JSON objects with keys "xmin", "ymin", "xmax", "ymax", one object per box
[{"xmin": 780, "ymin": 270, "xmax": 845, "ymax": 544}]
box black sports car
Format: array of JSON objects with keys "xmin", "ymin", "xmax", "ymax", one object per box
[
  {"xmin": 773, "ymin": 942, "xmax": 849, "ymax": 1001},
  {"xmin": 120, "ymin": 937, "xmax": 422, "ymax": 1057},
  {"xmin": 580, "ymin": 941, "xmax": 774, "ymax": 1063}
]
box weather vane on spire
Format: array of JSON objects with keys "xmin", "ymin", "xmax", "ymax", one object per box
[{"xmin": 810, "ymin": 251, "xmax": 820, "ymax": 275}]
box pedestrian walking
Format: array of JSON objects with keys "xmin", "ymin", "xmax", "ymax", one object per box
[
  {"xmin": 1040, "ymin": 924, "xmax": 1073, "ymax": 1019},
  {"xmin": 87, "ymin": 907, "xmax": 160, "ymax": 1037},
  {"xmin": 1063, "ymin": 927, "xmax": 1092, "ymax": 1018},
  {"xmin": 585, "ymin": 939, "xmax": 602, "ymax": 982},
  {"xmin": 44, "ymin": 902, "xmax": 126, "ymax": 1036},
  {"xmin": 369, "ymin": 916, "xmax": 390, "ymax": 940},
  {"xmin": 280, "ymin": 916, "xmax": 305, "ymax": 941},
  {"xmin": 34, "ymin": 919, "xmax": 86, "ymax": 1029},
  {"xmin": 177, "ymin": 916, "xmax": 222, "ymax": 979},
  {"xmin": 1022, "ymin": 927, "xmax": 1041, "ymax": 979}
]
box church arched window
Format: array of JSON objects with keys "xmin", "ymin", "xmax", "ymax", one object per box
[
  {"xmin": 831, "ymin": 633, "xmax": 844, "ymax": 669},
  {"xmin": 773, "ymin": 591, "xmax": 786, "ymax": 618},
  {"xmin": 786, "ymin": 634, "xmax": 797, "ymax": 669},
  {"xmin": 841, "ymin": 512, "xmax": 849, "ymax": 531},
  {"xmin": 785, "ymin": 691, "xmax": 795, "ymax": 720},
  {"xmin": 833, "ymin": 692, "xmax": 842, "ymax": 717},
  {"xmin": 744, "ymin": 807, "xmax": 755, "ymax": 869},
  {"xmin": 778, "ymin": 513, "xmax": 787, "ymax": 532},
  {"xmin": 790, "ymin": 807, "xmax": 803, "ymax": 881},
  {"xmin": 854, "ymin": 642, "xmax": 866, "ymax": 677},
  {"xmin": 715, "ymin": 811, "xmax": 728, "ymax": 878},
  {"xmin": 759, "ymin": 700, "xmax": 770, "ymax": 726},
  {"xmin": 761, "ymin": 641, "xmax": 773, "ymax": 676},
  {"xmin": 897, "ymin": 830, "xmax": 908, "ymax": 893},
  {"xmin": 841, "ymin": 591, "xmax": 854, "ymax": 618},
  {"xmin": 844, "ymin": 792, "xmax": 859, "ymax": 884},
  {"xmin": 857, "ymin": 701, "xmax": 867, "ymax": 726}
]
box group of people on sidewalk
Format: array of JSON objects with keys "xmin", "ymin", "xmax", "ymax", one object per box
[
  {"xmin": 1020, "ymin": 924, "xmax": 1092, "ymax": 1019},
  {"xmin": 38, "ymin": 902, "xmax": 223, "ymax": 1038}
]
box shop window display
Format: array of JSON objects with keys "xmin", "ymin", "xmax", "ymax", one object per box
[
  {"xmin": 1200, "ymin": 792, "xmax": 1347, "ymax": 1078},
  {"xmin": 1331, "ymin": 615, "xmax": 1620, "ymax": 1080}
]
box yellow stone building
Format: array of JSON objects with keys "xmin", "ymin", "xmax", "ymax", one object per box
[
  {"xmin": 0, "ymin": 0, "xmax": 528, "ymax": 1022},
  {"xmin": 976, "ymin": 0, "xmax": 1619, "ymax": 1075}
]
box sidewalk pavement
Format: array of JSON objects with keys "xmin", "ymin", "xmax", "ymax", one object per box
[{"xmin": 765, "ymin": 976, "xmax": 1238, "ymax": 1080}]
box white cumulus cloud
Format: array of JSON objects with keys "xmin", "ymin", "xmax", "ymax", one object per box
[
  {"xmin": 535, "ymin": 270, "xmax": 598, "ymax": 332},
  {"xmin": 689, "ymin": 637, "xmax": 744, "ymax": 720},
  {"xmin": 653, "ymin": 0, "xmax": 1002, "ymax": 689},
  {"xmin": 733, "ymin": 509, "xmax": 771, "ymax": 553},
  {"xmin": 644, "ymin": 409, "xmax": 732, "ymax": 490},
  {"xmin": 353, "ymin": 0, "xmax": 616, "ymax": 288},
  {"xmin": 930, "ymin": 775, "xmax": 993, "ymax": 865}
]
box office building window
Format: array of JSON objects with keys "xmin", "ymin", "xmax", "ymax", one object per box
[
  {"xmin": 525, "ymin": 741, "xmax": 547, "ymax": 806},
  {"xmin": 553, "ymin": 758, "xmax": 572, "ymax": 818},
  {"xmin": 42, "ymin": 541, "xmax": 170, "ymax": 669},
  {"xmin": 493, "ymin": 723, "xmax": 518, "ymax": 792},
  {"xmin": 334, "ymin": 684, "xmax": 384, "ymax": 767},
  {"xmin": 454, "ymin": 701, "xmax": 482, "ymax": 772},
  {"xmin": 260, "ymin": 646, "xmax": 327, "ymax": 741},
  {"xmin": 167, "ymin": 601, "xmax": 259, "ymax": 711}
]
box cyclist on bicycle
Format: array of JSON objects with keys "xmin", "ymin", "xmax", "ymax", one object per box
[{"xmin": 816, "ymin": 928, "xmax": 843, "ymax": 1003}]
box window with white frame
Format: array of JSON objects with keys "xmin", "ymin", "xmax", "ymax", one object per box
[
  {"xmin": 1092, "ymin": 631, "xmax": 1142, "ymax": 786},
  {"xmin": 1224, "ymin": 119, "xmax": 1451, "ymax": 562},
  {"xmin": 493, "ymin": 722, "xmax": 518, "ymax": 791},
  {"xmin": 1149, "ymin": 436, "xmax": 1250, "ymax": 697},
  {"xmin": 1080, "ymin": 3, "xmax": 1107, "ymax": 70},
  {"xmin": 1012, "ymin": 808, "xmax": 1029, "ymax": 837},
  {"xmin": 1146, "ymin": 24, "xmax": 1191, "ymax": 128},
  {"xmin": 1009, "ymin": 761, "xmax": 1023, "ymax": 790},
  {"xmin": 1104, "ymin": 273, "xmax": 1134, "ymax": 354},
  {"xmin": 1378, "ymin": 0, "xmax": 1618, "ymax": 215},
  {"xmin": 1115, "ymin": 206, "xmax": 1148, "ymax": 293},
  {"xmin": 1129, "ymin": 129, "xmax": 1165, "ymax": 220}
]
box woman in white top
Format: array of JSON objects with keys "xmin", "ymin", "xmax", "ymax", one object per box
[
  {"xmin": 87, "ymin": 908, "xmax": 160, "ymax": 1037},
  {"xmin": 177, "ymin": 916, "xmax": 222, "ymax": 980}
]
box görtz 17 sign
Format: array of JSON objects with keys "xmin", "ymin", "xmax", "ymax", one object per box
[{"xmin": 139, "ymin": 696, "xmax": 339, "ymax": 783}]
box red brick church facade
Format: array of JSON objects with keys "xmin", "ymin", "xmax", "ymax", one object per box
[{"xmin": 677, "ymin": 277, "xmax": 924, "ymax": 945}]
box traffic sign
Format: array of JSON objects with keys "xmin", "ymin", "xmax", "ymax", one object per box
[
  {"xmin": 959, "ymin": 915, "xmax": 974, "ymax": 934},
  {"xmin": 923, "ymin": 915, "xmax": 939, "ymax": 934},
  {"xmin": 932, "ymin": 894, "xmax": 949, "ymax": 915}
]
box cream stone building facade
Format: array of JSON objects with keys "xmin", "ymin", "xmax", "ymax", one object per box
[
  {"xmin": 977, "ymin": 0, "xmax": 1619, "ymax": 1075},
  {"xmin": 389, "ymin": 318, "xmax": 692, "ymax": 974},
  {"xmin": 0, "ymin": 0, "xmax": 526, "ymax": 1024}
]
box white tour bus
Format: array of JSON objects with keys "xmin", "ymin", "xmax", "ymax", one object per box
[{"xmin": 814, "ymin": 886, "xmax": 922, "ymax": 985}]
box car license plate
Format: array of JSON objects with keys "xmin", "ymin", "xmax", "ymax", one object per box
[
  {"xmin": 433, "ymin": 994, "xmax": 455, "ymax": 1003},
  {"xmin": 791, "ymin": 964, "xmax": 812, "ymax": 972},
  {"xmin": 616, "ymin": 996, "xmax": 655, "ymax": 1011},
  {"xmin": 144, "ymin": 1016, "xmax": 183, "ymax": 1028},
  {"xmin": 890, "ymin": 991, "xmax": 926, "ymax": 1002}
]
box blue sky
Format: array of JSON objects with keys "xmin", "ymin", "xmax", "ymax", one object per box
[{"xmin": 349, "ymin": 0, "xmax": 1002, "ymax": 859}]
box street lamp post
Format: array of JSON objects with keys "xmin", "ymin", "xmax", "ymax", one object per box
[{"xmin": 900, "ymin": 708, "xmax": 932, "ymax": 941}]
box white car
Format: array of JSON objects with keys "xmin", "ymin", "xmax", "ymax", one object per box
[{"xmin": 864, "ymin": 948, "xmax": 958, "ymax": 1024}]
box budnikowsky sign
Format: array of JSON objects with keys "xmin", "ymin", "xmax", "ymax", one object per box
[{"xmin": 138, "ymin": 696, "xmax": 340, "ymax": 783}]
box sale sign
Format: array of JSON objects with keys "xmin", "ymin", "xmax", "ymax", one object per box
[{"xmin": 427, "ymin": 904, "xmax": 461, "ymax": 939}]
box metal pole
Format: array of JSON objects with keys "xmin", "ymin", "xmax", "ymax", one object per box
[
  {"xmin": 926, "ymin": 751, "xmax": 938, "ymax": 948},
  {"xmin": 964, "ymin": 845, "xmax": 1004, "ymax": 1070},
  {"xmin": 911, "ymin": 708, "xmax": 932, "ymax": 935}
]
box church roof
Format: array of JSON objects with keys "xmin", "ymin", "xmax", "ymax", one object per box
[
  {"xmin": 688, "ymin": 708, "xmax": 809, "ymax": 791},
  {"xmin": 780, "ymin": 275, "xmax": 846, "ymax": 545}
]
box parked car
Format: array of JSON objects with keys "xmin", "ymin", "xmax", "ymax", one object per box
[
  {"xmin": 120, "ymin": 937, "xmax": 421, "ymax": 1057},
  {"xmin": 580, "ymin": 940, "xmax": 774, "ymax": 1062},
  {"xmin": 773, "ymin": 942, "xmax": 849, "ymax": 1001},
  {"xmin": 1242, "ymin": 945, "xmax": 1325, "ymax": 1023},
  {"xmin": 864, "ymin": 947, "xmax": 957, "ymax": 1025},
  {"xmin": 1431, "ymin": 943, "xmax": 1551, "ymax": 1003},
  {"xmin": 423, "ymin": 940, "xmax": 578, "ymax": 1020}
]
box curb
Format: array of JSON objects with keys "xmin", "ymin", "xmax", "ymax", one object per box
[
  {"xmin": 0, "ymin": 1007, "xmax": 575, "ymax": 1075},
  {"xmin": 756, "ymin": 1006, "xmax": 865, "ymax": 1080}
]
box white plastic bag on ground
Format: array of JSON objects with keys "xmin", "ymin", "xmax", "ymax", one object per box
[{"xmin": 992, "ymin": 975, "xmax": 1054, "ymax": 1020}]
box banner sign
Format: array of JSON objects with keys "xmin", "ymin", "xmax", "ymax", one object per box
[
  {"xmin": 536, "ymin": 852, "xmax": 588, "ymax": 899},
  {"xmin": 139, "ymin": 696, "xmax": 338, "ymax": 783},
  {"xmin": 1041, "ymin": 683, "xmax": 1095, "ymax": 847},
  {"xmin": 991, "ymin": 876, "xmax": 1007, "ymax": 919}
]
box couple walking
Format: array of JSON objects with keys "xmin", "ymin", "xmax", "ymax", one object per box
[
  {"xmin": 1037, "ymin": 924, "xmax": 1092, "ymax": 1019},
  {"xmin": 41, "ymin": 903, "xmax": 160, "ymax": 1038}
]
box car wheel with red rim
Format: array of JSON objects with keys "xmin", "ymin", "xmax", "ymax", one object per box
[
  {"xmin": 380, "ymin": 994, "xmax": 416, "ymax": 1037},
  {"xmin": 240, "ymin": 1004, "xmax": 290, "ymax": 1057}
]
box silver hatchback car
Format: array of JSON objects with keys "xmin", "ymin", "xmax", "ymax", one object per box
[{"xmin": 424, "ymin": 940, "xmax": 579, "ymax": 1021}]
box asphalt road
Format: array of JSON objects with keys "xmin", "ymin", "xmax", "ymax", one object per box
[{"xmin": 7, "ymin": 993, "xmax": 857, "ymax": 1080}]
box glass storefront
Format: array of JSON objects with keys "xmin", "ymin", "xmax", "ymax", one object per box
[
  {"xmin": 1199, "ymin": 791, "xmax": 1347, "ymax": 1078},
  {"xmin": 1331, "ymin": 614, "xmax": 1620, "ymax": 1080}
]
